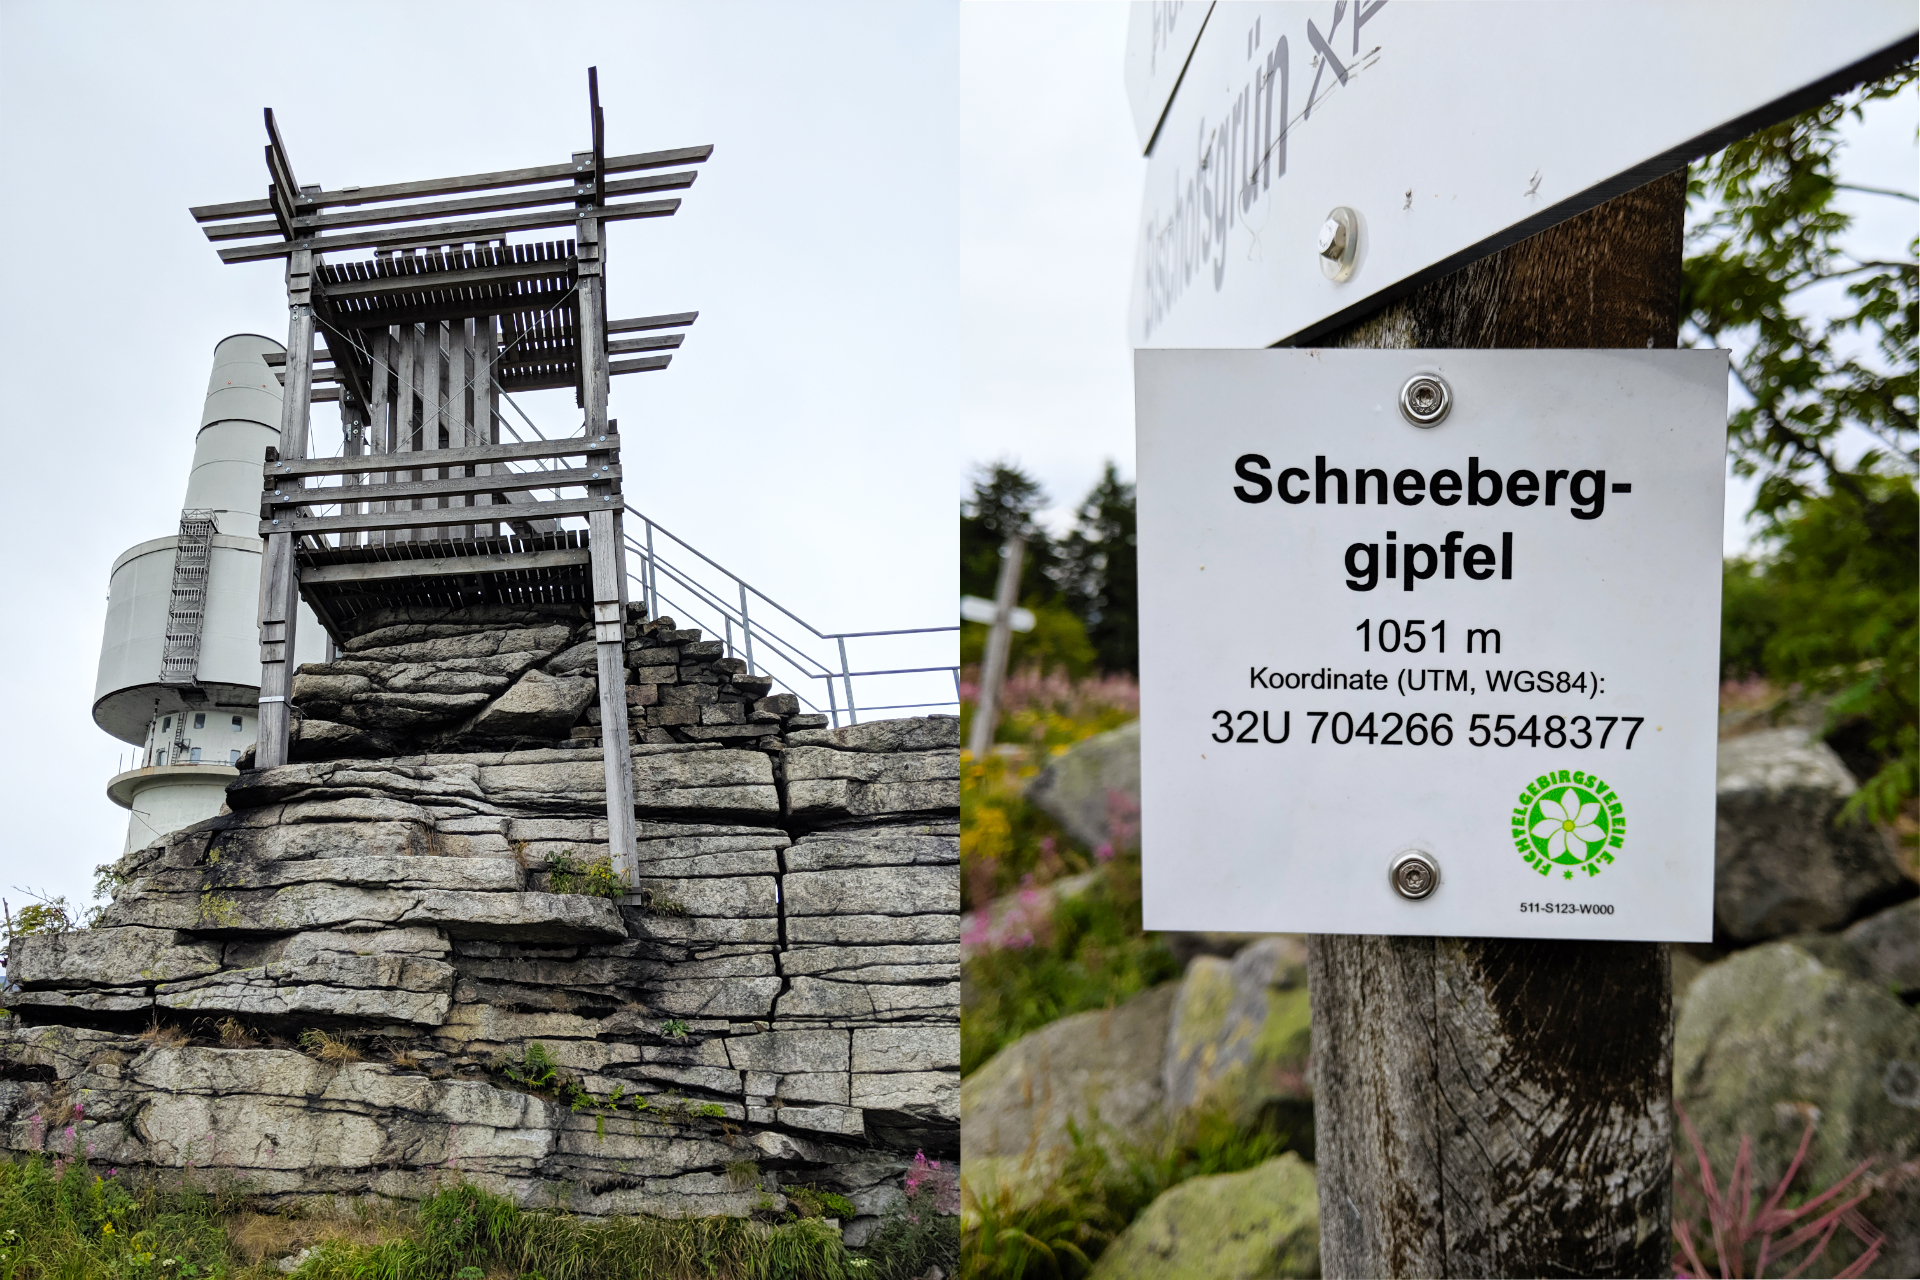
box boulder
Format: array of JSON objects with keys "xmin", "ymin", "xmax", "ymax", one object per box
[
  {"xmin": 960, "ymin": 982, "xmax": 1176, "ymax": 1209},
  {"xmin": 1088, "ymin": 1153, "xmax": 1320, "ymax": 1280},
  {"xmin": 1714, "ymin": 728, "xmax": 1913, "ymax": 943},
  {"xmin": 462, "ymin": 669, "xmax": 596, "ymax": 740},
  {"xmin": 1162, "ymin": 936, "xmax": 1313, "ymax": 1125},
  {"xmin": 1675, "ymin": 940, "xmax": 1920, "ymax": 1277},
  {"xmin": 1841, "ymin": 898, "xmax": 1920, "ymax": 1002},
  {"xmin": 1025, "ymin": 720, "xmax": 1139, "ymax": 852}
]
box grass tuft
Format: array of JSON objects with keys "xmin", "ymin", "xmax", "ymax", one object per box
[
  {"xmin": 298, "ymin": 1029, "xmax": 363, "ymax": 1065},
  {"xmin": 216, "ymin": 1017, "xmax": 258, "ymax": 1049}
]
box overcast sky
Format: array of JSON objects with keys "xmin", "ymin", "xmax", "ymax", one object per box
[{"xmin": 0, "ymin": 0, "xmax": 956, "ymax": 912}]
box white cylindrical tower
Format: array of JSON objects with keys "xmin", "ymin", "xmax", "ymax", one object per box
[{"xmin": 96, "ymin": 334, "xmax": 328, "ymax": 854}]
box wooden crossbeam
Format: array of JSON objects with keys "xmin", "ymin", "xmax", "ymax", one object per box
[
  {"xmin": 608, "ymin": 311, "xmax": 697, "ymax": 332},
  {"xmin": 204, "ymin": 170, "xmax": 698, "ymax": 243},
  {"xmin": 266, "ymin": 464, "xmax": 618, "ymax": 508},
  {"xmin": 607, "ymin": 334, "xmax": 683, "ymax": 355},
  {"xmin": 298, "ymin": 545, "xmax": 591, "ymax": 586},
  {"xmin": 265, "ymin": 495, "xmax": 616, "ymax": 538},
  {"xmin": 190, "ymin": 145, "xmax": 712, "ymax": 223},
  {"xmin": 609, "ymin": 355, "xmax": 672, "ymax": 376},
  {"xmin": 266, "ymin": 435, "xmax": 613, "ymax": 480},
  {"xmin": 217, "ymin": 199, "xmax": 679, "ymax": 264}
]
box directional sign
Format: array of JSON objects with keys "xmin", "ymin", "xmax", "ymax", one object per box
[
  {"xmin": 1129, "ymin": 1, "xmax": 1918, "ymax": 349},
  {"xmin": 1135, "ymin": 349, "xmax": 1727, "ymax": 941}
]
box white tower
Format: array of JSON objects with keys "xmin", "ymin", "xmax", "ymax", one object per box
[{"xmin": 95, "ymin": 334, "xmax": 327, "ymax": 853}]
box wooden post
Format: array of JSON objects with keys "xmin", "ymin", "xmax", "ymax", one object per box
[
  {"xmin": 1308, "ymin": 173, "xmax": 1687, "ymax": 1279},
  {"xmin": 577, "ymin": 203, "xmax": 639, "ymax": 883},
  {"xmin": 255, "ymin": 246, "xmax": 315, "ymax": 769}
]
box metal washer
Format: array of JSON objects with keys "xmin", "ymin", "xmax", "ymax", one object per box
[
  {"xmin": 1399, "ymin": 373, "xmax": 1452, "ymax": 427},
  {"xmin": 1390, "ymin": 850, "xmax": 1441, "ymax": 900}
]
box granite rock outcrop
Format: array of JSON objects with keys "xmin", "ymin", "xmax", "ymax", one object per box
[{"xmin": 2, "ymin": 604, "xmax": 959, "ymax": 1239}]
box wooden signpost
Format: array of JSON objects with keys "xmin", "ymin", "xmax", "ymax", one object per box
[
  {"xmin": 1126, "ymin": 5, "xmax": 1918, "ymax": 1276},
  {"xmin": 194, "ymin": 69, "xmax": 706, "ymax": 882}
]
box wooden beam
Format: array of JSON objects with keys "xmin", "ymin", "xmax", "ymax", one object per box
[
  {"xmin": 298, "ymin": 545, "xmax": 591, "ymax": 585},
  {"xmin": 217, "ymin": 198, "xmax": 680, "ymax": 264},
  {"xmin": 608, "ymin": 311, "xmax": 697, "ymax": 333},
  {"xmin": 266, "ymin": 434, "xmax": 614, "ymax": 480},
  {"xmin": 263, "ymin": 108, "xmax": 304, "ymax": 195},
  {"xmin": 609, "ymin": 355, "xmax": 671, "ymax": 376},
  {"xmin": 607, "ymin": 334, "xmax": 682, "ymax": 355},
  {"xmin": 267, "ymin": 464, "xmax": 618, "ymax": 508},
  {"xmin": 1307, "ymin": 174, "xmax": 1688, "ymax": 1280},
  {"xmin": 266, "ymin": 495, "xmax": 617, "ymax": 538},
  {"xmin": 190, "ymin": 144, "xmax": 712, "ymax": 224},
  {"xmin": 205, "ymin": 170, "xmax": 699, "ymax": 243},
  {"xmin": 589, "ymin": 66, "xmax": 607, "ymax": 209}
]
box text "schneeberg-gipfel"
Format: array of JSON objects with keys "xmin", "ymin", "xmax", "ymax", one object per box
[{"xmin": 1231, "ymin": 454, "xmax": 1632, "ymax": 593}]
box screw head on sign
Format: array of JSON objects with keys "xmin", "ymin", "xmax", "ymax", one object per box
[
  {"xmin": 1390, "ymin": 850, "xmax": 1440, "ymax": 901},
  {"xmin": 1318, "ymin": 207, "xmax": 1359, "ymax": 281},
  {"xmin": 1399, "ymin": 374, "xmax": 1452, "ymax": 427}
]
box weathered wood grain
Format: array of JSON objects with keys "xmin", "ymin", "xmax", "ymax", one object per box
[{"xmin": 1309, "ymin": 170, "xmax": 1685, "ymax": 1280}]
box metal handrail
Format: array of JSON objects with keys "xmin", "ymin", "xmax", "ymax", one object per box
[
  {"xmin": 315, "ymin": 385, "xmax": 958, "ymax": 728},
  {"xmin": 624, "ymin": 505, "xmax": 959, "ymax": 728}
]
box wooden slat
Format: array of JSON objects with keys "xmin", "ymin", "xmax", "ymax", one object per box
[
  {"xmin": 298, "ymin": 545, "xmax": 591, "ymax": 585},
  {"xmin": 206, "ymin": 170, "xmax": 699, "ymax": 243},
  {"xmin": 272, "ymin": 465, "xmax": 620, "ymax": 510},
  {"xmin": 394, "ymin": 326, "xmax": 419, "ymax": 543},
  {"xmin": 479, "ymin": 315, "xmax": 501, "ymax": 536},
  {"xmin": 318, "ymin": 253, "xmax": 573, "ymax": 300},
  {"xmin": 268, "ymin": 495, "xmax": 617, "ymax": 537},
  {"xmin": 191, "ymin": 144, "xmax": 712, "ymax": 225},
  {"xmin": 607, "ymin": 334, "xmax": 683, "ymax": 355},
  {"xmin": 217, "ymin": 198, "xmax": 680, "ymax": 264},
  {"xmin": 267, "ymin": 434, "xmax": 615, "ymax": 479},
  {"xmin": 609, "ymin": 355, "xmax": 672, "ymax": 376}
]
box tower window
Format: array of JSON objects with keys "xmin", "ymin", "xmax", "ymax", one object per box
[
  {"xmin": 232, "ymin": 716, "xmax": 243, "ymax": 731},
  {"xmin": 229, "ymin": 749, "xmax": 241, "ymax": 765},
  {"xmin": 190, "ymin": 747, "xmax": 202, "ymax": 764},
  {"xmin": 157, "ymin": 749, "xmax": 167, "ymax": 766},
  {"xmin": 194, "ymin": 713, "xmax": 206, "ymax": 729},
  {"xmin": 162, "ymin": 716, "xmax": 171, "ymax": 731}
]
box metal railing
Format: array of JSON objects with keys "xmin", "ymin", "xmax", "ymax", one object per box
[
  {"xmin": 296, "ymin": 384, "xmax": 958, "ymax": 727},
  {"xmin": 622, "ymin": 508, "xmax": 958, "ymax": 727}
]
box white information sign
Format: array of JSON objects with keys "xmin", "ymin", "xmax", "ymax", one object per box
[
  {"xmin": 1123, "ymin": 1, "xmax": 1215, "ymax": 150},
  {"xmin": 1136, "ymin": 349, "xmax": 1727, "ymax": 941},
  {"xmin": 1130, "ymin": 1, "xmax": 1917, "ymax": 349}
]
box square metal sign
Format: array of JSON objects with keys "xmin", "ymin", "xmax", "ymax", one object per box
[{"xmin": 1136, "ymin": 349, "xmax": 1727, "ymax": 941}]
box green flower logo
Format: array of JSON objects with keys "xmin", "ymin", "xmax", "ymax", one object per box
[{"xmin": 1511, "ymin": 770, "xmax": 1625, "ymax": 880}]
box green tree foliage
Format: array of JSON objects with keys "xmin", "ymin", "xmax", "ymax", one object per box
[
  {"xmin": 1058, "ymin": 463, "xmax": 1140, "ymax": 676},
  {"xmin": 960, "ymin": 461, "xmax": 1139, "ymax": 677},
  {"xmin": 1686, "ymin": 64, "xmax": 1917, "ymax": 822}
]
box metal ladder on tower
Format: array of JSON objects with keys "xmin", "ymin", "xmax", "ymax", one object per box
[{"xmin": 161, "ymin": 510, "xmax": 217, "ymax": 686}]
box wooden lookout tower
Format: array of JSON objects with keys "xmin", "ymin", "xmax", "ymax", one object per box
[{"xmin": 190, "ymin": 70, "xmax": 707, "ymax": 878}]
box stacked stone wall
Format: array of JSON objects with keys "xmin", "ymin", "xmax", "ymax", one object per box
[{"xmin": 0, "ymin": 604, "xmax": 958, "ymax": 1238}]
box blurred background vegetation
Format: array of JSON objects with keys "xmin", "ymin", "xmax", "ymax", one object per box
[{"xmin": 958, "ymin": 63, "xmax": 1914, "ymax": 1279}]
